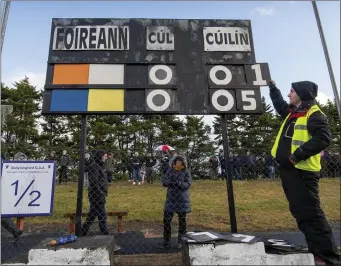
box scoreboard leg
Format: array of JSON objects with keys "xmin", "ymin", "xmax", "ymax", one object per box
[
  {"xmin": 220, "ymin": 114, "xmax": 237, "ymax": 233},
  {"xmin": 75, "ymin": 115, "xmax": 87, "ymax": 236}
]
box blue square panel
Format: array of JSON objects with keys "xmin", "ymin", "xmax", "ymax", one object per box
[{"xmin": 50, "ymin": 90, "xmax": 88, "ymax": 112}]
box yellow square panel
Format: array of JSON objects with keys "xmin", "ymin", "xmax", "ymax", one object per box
[{"xmin": 87, "ymin": 89, "xmax": 124, "ymax": 111}]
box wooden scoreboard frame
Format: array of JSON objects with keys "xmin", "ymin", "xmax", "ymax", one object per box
[{"xmin": 41, "ymin": 18, "xmax": 271, "ymax": 116}]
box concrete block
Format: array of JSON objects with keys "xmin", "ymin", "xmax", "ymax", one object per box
[
  {"xmin": 27, "ymin": 235, "xmax": 116, "ymax": 265},
  {"xmin": 184, "ymin": 241, "xmax": 315, "ymax": 265}
]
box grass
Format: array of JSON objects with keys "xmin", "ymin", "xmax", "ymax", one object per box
[{"xmin": 26, "ymin": 179, "xmax": 340, "ymax": 232}]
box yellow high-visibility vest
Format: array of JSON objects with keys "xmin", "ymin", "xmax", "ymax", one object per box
[{"xmin": 271, "ymin": 105, "xmax": 324, "ymax": 172}]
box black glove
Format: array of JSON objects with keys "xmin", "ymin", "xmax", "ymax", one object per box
[{"xmin": 268, "ymin": 80, "xmax": 276, "ymax": 89}]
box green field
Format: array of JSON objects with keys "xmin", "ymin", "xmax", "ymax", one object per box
[{"xmin": 27, "ymin": 179, "xmax": 340, "ymax": 232}]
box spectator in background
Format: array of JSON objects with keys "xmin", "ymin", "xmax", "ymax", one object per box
[
  {"xmin": 168, "ymin": 150, "xmax": 178, "ymax": 167},
  {"xmin": 265, "ymin": 155, "xmax": 277, "ymax": 179},
  {"xmin": 208, "ymin": 154, "xmax": 219, "ymax": 180},
  {"xmin": 45, "ymin": 151, "xmax": 56, "ymax": 161},
  {"xmin": 81, "ymin": 150, "xmax": 109, "ymax": 236},
  {"xmin": 145, "ymin": 153, "xmax": 157, "ymax": 184},
  {"xmin": 58, "ymin": 150, "xmax": 70, "ymax": 185},
  {"xmin": 127, "ymin": 152, "xmax": 134, "ymax": 182},
  {"xmin": 104, "ymin": 152, "xmax": 115, "ymax": 184},
  {"xmin": 231, "ymin": 154, "xmax": 242, "ymax": 180},
  {"xmin": 242, "ymin": 152, "xmax": 256, "ymax": 179},
  {"xmin": 160, "ymin": 155, "xmax": 192, "ymax": 249},
  {"xmin": 161, "ymin": 153, "xmax": 170, "ymax": 175},
  {"xmin": 132, "ymin": 152, "xmax": 142, "ymax": 185},
  {"xmin": 218, "ymin": 149, "xmax": 226, "ymax": 178},
  {"xmin": 84, "ymin": 152, "xmax": 91, "ymax": 187},
  {"xmin": 14, "ymin": 152, "xmax": 27, "ymax": 161}
]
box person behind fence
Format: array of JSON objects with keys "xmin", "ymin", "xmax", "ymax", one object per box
[
  {"xmin": 58, "ymin": 150, "xmax": 70, "ymax": 185},
  {"xmin": 145, "ymin": 153, "xmax": 157, "ymax": 184},
  {"xmin": 161, "ymin": 152, "xmax": 170, "ymax": 175},
  {"xmin": 104, "ymin": 152, "xmax": 115, "ymax": 184},
  {"xmin": 84, "ymin": 152, "xmax": 91, "ymax": 187},
  {"xmin": 127, "ymin": 152, "xmax": 134, "ymax": 182},
  {"xmin": 168, "ymin": 150, "xmax": 178, "ymax": 167},
  {"xmin": 131, "ymin": 152, "xmax": 142, "ymax": 185},
  {"xmin": 81, "ymin": 150, "xmax": 109, "ymax": 236},
  {"xmin": 45, "ymin": 150, "xmax": 56, "ymax": 161},
  {"xmin": 268, "ymin": 80, "xmax": 340, "ymax": 265},
  {"xmin": 218, "ymin": 149, "xmax": 226, "ymax": 178},
  {"xmin": 208, "ymin": 154, "xmax": 219, "ymax": 180},
  {"xmin": 160, "ymin": 155, "xmax": 192, "ymax": 249}
]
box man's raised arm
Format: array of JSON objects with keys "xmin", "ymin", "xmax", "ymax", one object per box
[{"xmin": 268, "ymin": 80, "xmax": 290, "ymax": 119}]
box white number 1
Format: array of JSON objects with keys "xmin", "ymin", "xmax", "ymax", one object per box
[
  {"xmin": 251, "ymin": 64, "xmax": 267, "ymax": 86},
  {"xmin": 241, "ymin": 91, "xmax": 257, "ymax": 110}
]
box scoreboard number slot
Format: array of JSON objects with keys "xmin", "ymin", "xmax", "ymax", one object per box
[
  {"xmin": 245, "ymin": 63, "xmax": 271, "ymax": 87},
  {"xmin": 240, "ymin": 90, "xmax": 257, "ymax": 111},
  {"xmin": 209, "ymin": 65, "xmax": 233, "ymax": 86},
  {"xmin": 235, "ymin": 88, "xmax": 262, "ymax": 113},
  {"xmin": 148, "ymin": 65, "xmax": 176, "ymax": 85},
  {"xmin": 212, "ymin": 90, "xmax": 235, "ymax": 111},
  {"xmin": 146, "ymin": 89, "xmax": 171, "ymax": 111}
]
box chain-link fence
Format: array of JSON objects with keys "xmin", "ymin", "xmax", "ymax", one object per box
[{"xmin": 1, "ymin": 116, "xmax": 340, "ymax": 265}]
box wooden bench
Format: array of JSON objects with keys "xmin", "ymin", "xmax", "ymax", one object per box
[{"xmin": 64, "ymin": 211, "xmax": 128, "ymax": 234}]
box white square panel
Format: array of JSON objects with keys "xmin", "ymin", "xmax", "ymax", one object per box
[{"xmin": 88, "ymin": 64, "xmax": 124, "ymax": 84}]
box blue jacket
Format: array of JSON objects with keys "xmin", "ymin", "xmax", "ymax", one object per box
[{"xmin": 162, "ymin": 168, "xmax": 192, "ymax": 213}]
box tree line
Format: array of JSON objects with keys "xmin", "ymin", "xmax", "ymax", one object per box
[{"xmin": 1, "ymin": 77, "xmax": 339, "ymax": 178}]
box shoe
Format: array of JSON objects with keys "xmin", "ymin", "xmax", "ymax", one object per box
[
  {"xmin": 138, "ymin": 182, "xmax": 141, "ymax": 185},
  {"xmin": 314, "ymin": 256, "xmax": 327, "ymax": 266},
  {"xmin": 133, "ymin": 182, "xmax": 136, "ymax": 185},
  {"xmin": 158, "ymin": 241, "xmax": 171, "ymax": 249}
]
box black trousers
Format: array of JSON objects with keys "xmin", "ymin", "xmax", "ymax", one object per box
[
  {"xmin": 145, "ymin": 167, "xmax": 154, "ymax": 184},
  {"xmin": 1, "ymin": 218, "xmax": 21, "ymax": 237},
  {"xmin": 81, "ymin": 201, "xmax": 109, "ymax": 236},
  {"xmin": 163, "ymin": 211, "xmax": 187, "ymax": 243},
  {"xmin": 59, "ymin": 166, "xmax": 68, "ymax": 184},
  {"xmin": 280, "ymin": 166, "xmax": 340, "ymax": 264}
]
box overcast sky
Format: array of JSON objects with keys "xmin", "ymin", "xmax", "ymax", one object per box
[{"xmin": 2, "ymin": 1, "xmax": 340, "ymax": 127}]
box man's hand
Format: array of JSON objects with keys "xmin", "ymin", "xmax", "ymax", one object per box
[{"xmin": 289, "ymin": 154, "xmax": 297, "ymax": 165}]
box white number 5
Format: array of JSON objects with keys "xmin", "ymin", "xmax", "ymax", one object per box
[
  {"xmin": 241, "ymin": 90, "xmax": 257, "ymax": 110},
  {"xmin": 251, "ymin": 64, "xmax": 267, "ymax": 86}
]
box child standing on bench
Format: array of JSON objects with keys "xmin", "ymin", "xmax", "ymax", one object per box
[
  {"xmin": 81, "ymin": 150, "xmax": 109, "ymax": 236},
  {"xmin": 160, "ymin": 155, "xmax": 192, "ymax": 249}
]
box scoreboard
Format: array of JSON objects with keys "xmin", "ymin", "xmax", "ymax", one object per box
[{"xmin": 41, "ymin": 18, "xmax": 271, "ymax": 115}]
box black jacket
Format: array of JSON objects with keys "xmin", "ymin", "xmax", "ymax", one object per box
[
  {"xmin": 269, "ymin": 81, "xmax": 331, "ymax": 168},
  {"xmin": 131, "ymin": 156, "xmax": 142, "ymax": 169},
  {"xmin": 88, "ymin": 150, "xmax": 108, "ymax": 203},
  {"xmin": 145, "ymin": 156, "xmax": 157, "ymax": 167}
]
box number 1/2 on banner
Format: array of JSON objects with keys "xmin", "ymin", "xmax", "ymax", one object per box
[{"xmin": 1, "ymin": 161, "xmax": 56, "ymax": 218}]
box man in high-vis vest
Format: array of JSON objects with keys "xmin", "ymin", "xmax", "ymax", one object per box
[{"xmin": 268, "ymin": 80, "xmax": 340, "ymax": 265}]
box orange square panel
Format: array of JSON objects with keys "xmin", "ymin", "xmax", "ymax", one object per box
[{"xmin": 53, "ymin": 64, "xmax": 89, "ymax": 84}]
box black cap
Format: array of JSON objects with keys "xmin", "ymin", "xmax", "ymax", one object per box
[{"xmin": 292, "ymin": 81, "xmax": 318, "ymax": 101}]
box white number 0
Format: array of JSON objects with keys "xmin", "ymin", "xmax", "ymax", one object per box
[
  {"xmin": 251, "ymin": 64, "xmax": 267, "ymax": 86},
  {"xmin": 241, "ymin": 91, "xmax": 257, "ymax": 111}
]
